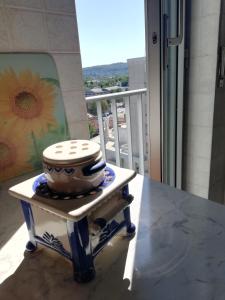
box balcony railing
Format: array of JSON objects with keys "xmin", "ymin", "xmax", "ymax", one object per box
[{"xmin": 86, "ymin": 88, "xmax": 147, "ymax": 175}]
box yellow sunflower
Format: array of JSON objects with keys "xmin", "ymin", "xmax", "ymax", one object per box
[
  {"xmin": 0, "ymin": 68, "xmax": 57, "ymax": 136},
  {"xmin": 0, "ymin": 126, "xmax": 32, "ymax": 182}
]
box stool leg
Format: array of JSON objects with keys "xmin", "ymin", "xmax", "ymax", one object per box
[
  {"xmin": 122, "ymin": 184, "xmax": 136, "ymax": 236},
  {"xmin": 20, "ymin": 200, "xmax": 37, "ymax": 252},
  {"xmin": 67, "ymin": 217, "xmax": 95, "ymax": 283},
  {"xmin": 123, "ymin": 207, "xmax": 136, "ymax": 235}
]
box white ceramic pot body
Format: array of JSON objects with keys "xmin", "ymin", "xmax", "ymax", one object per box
[
  {"xmin": 42, "ymin": 140, "xmax": 106, "ymax": 195},
  {"xmin": 43, "ymin": 156, "xmax": 106, "ymax": 194}
]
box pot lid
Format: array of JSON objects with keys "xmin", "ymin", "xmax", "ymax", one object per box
[{"xmin": 43, "ymin": 140, "xmax": 101, "ymax": 165}]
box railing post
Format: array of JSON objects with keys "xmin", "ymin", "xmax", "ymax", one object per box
[
  {"xmin": 96, "ymin": 101, "xmax": 106, "ymax": 161},
  {"xmin": 137, "ymin": 94, "xmax": 145, "ymax": 175},
  {"xmin": 125, "ymin": 96, "xmax": 133, "ymax": 170},
  {"xmin": 111, "ymin": 99, "xmax": 121, "ymax": 167}
]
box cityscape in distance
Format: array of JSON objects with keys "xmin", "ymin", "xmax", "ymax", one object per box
[
  {"xmin": 83, "ymin": 62, "xmax": 128, "ymax": 79},
  {"xmin": 83, "ymin": 57, "xmax": 148, "ymax": 173}
]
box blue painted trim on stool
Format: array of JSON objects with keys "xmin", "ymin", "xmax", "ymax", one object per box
[
  {"xmin": 67, "ymin": 218, "xmax": 95, "ymax": 283},
  {"xmin": 122, "ymin": 184, "xmax": 134, "ymax": 204},
  {"xmin": 20, "ymin": 200, "xmax": 37, "ymax": 250},
  {"xmin": 123, "ymin": 206, "xmax": 136, "ymax": 235},
  {"xmin": 126, "ymin": 223, "xmax": 136, "ymax": 234},
  {"xmin": 26, "ymin": 241, "xmax": 37, "ymax": 252},
  {"xmin": 35, "ymin": 234, "xmax": 71, "ymax": 260},
  {"xmin": 94, "ymin": 218, "xmax": 107, "ymax": 229},
  {"xmin": 21, "ymin": 201, "xmax": 71, "ymax": 258},
  {"xmin": 122, "ymin": 184, "xmax": 129, "ymax": 198},
  {"xmin": 21, "ymin": 200, "xmax": 33, "ymax": 230},
  {"xmin": 123, "ymin": 206, "xmax": 131, "ymax": 228},
  {"xmin": 93, "ymin": 220, "xmax": 126, "ymax": 257}
]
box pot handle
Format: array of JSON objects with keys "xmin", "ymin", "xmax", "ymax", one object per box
[{"xmin": 83, "ymin": 161, "xmax": 106, "ymax": 176}]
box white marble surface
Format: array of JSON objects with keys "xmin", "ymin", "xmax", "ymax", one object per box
[{"xmin": 2, "ymin": 173, "xmax": 225, "ymax": 299}]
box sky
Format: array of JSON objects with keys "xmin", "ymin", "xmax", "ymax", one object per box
[{"xmin": 75, "ymin": 0, "xmax": 145, "ymax": 68}]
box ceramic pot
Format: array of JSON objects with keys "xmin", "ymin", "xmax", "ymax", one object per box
[{"xmin": 42, "ymin": 140, "xmax": 106, "ymax": 194}]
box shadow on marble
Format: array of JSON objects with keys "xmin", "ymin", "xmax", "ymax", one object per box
[
  {"xmin": 0, "ymin": 171, "xmax": 40, "ymax": 249},
  {"xmin": 0, "ymin": 236, "xmax": 133, "ymax": 300}
]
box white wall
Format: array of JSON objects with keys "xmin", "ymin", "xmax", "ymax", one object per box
[
  {"xmin": 183, "ymin": 0, "xmax": 221, "ymax": 198},
  {"xmin": 0, "ymin": 0, "xmax": 89, "ymax": 139}
]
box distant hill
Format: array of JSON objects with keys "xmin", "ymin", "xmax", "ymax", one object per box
[{"xmin": 83, "ymin": 62, "xmax": 128, "ymax": 79}]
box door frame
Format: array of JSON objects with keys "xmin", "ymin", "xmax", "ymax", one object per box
[
  {"xmin": 145, "ymin": 0, "xmax": 162, "ymax": 181},
  {"xmin": 145, "ymin": 0, "xmax": 185, "ymax": 187}
]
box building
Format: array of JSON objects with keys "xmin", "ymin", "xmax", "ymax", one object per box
[{"xmin": 90, "ymin": 87, "xmax": 105, "ymax": 95}]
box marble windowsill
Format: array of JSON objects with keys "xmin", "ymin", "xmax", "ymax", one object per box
[{"xmin": 1, "ymin": 172, "xmax": 225, "ymax": 299}]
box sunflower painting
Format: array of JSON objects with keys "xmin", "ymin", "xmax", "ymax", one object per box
[
  {"xmin": 0, "ymin": 125, "xmax": 33, "ymax": 181},
  {"xmin": 0, "ymin": 53, "xmax": 69, "ymax": 181},
  {"xmin": 0, "ymin": 69, "xmax": 57, "ymax": 136}
]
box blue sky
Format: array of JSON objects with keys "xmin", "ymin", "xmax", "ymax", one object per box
[{"xmin": 76, "ymin": 0, "xmax": 145, "ymax": 68}]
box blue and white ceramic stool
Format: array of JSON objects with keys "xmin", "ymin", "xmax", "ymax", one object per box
[{"xmin": 9, "ymin": 164, "xmax": 136, "ymax": 283}]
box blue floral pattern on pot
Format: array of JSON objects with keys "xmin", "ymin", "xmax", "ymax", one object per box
[
  {"xmin": 32, "ymin": 166, "xmax": 115, "ymax": 200},
  {"xmin": 64, "ymin": 168, "xmax": 75, "ymax": 175}
]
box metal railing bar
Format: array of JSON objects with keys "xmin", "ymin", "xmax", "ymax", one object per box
[
  {"xmin": 96, "ymin": 101, "xmax": 106, "ymax": 160},
  {"xmin": 86, "ymin": 88, "xmax": 147, "ymax": 103},
  {"xmin": 137, "ymin": 94, "xmax": 145, "ymax": 175},
  {"xmin": 125, "ymin": 96, "xmax": 133, "ymax": 169},
  {"xmin": 111, "ymin": 99, "xmax": 121, "ymax": 167}
]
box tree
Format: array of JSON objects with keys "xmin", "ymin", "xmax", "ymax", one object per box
[
  {"xmin": 89, "ymin": 123, "xmax": 97, "ymax": 138},
  {"xmin": 87, "ymin": 100, "xmax": 110, "ymax": 116},
  {"xmin": 101, "ymin": 100, "xmax": 109, "ymax": 113},
  {"xmin": 87, "ymin": 101, "xmax": 97, "ymax": 115}
]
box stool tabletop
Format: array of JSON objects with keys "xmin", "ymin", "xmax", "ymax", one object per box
[{"xmin": 9, "ymin": 164, "xmax": 136, "ymax": 221}]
